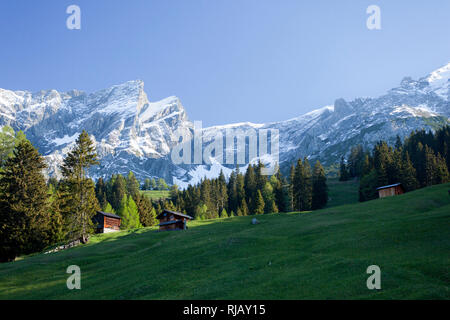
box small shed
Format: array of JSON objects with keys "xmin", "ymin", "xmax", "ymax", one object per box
[
  {"xmin": 376, "ymin": 183, "xmax": 405, "ymax": 198},
  {"xmin": 156, "ymin": 209, "xmax": 193, "ymax": 231},
  {"xmin": 93, "ymin": 211, "xmax": 121, "ymax": 233}
]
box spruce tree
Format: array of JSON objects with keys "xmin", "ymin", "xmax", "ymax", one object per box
[
  {"xmin": 312, "ymin": 160, "xmax": 328, "ymax": 210},
  {"xmin": 239, "ymin": 198, "xmax": 249, "ymax": 216},
  {"xmin": 254, "ymin": 190, "xmax": 265, "ymax": 215},
  {"xmin": 95, "ymin": 177, "xmax": 108, "ymax": 209},
  {"xmin": 110, "ymin": 174, "xmax": 126, "ymax": 211},
  {"xmin": 0, "ymin": 140, "xmax": 51, "ymax": 261},
  {"xmin": 126, "ymin": 171, "xmax": 140, "ymax": 201},
  {"xmin": 59, "ymin": 130, "xmax": 100, "ymax": 243}
]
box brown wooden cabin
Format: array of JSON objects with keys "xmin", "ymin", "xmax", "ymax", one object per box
[
  {"xmin": 156, "ymin": 209, "xmax": 193, "ymax": 231},
  {"xmin": 93, "ymin": 211, "xmax": 121, "ymax": 233},
  {"xmin": 376, "ymin": 183, "xmax": 405, "ymax": 198}
]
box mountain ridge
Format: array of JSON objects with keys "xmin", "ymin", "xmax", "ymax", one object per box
[{"xmin": 0, "ymin": 62, "xmax": 449, "ymax": 188}]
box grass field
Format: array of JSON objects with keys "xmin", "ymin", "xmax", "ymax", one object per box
[
  {"xmin": 326, "ymin": 178, "xmax": 359, "ymax": 208},
  {"xmin": 140, "ymin": 190, "xmax": 170, "ymax": 200},
  {"xmin": 1, "ymin": 183, "xmax": 449, "ymax": 299}
]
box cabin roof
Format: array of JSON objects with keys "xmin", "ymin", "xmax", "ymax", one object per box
[
  {"xmin": 376, "ymin": 183, "xmax": 402, "ymax": 190},
  {"xmin": 158, "ymin": 219, "xmax": 183, "ymax": 226},
  {"xmin": 96, "ymin": 211, "xmax": 121, "ymax": 219},
  {"xmin": 156, "ymin": 209, "xmax": 193, "ymax": 220}
]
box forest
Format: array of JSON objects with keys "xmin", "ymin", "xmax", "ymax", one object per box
[{"xmin": 338, "ymin": 126, "xmax": 450, "ymax": 201}]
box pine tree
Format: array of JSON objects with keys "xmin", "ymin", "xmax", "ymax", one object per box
[
  {"xmin": 424, "ymin": 145, "xmax": 436, "ymax": 186},
  {"xmin": 244, "ymin": 164, "xmax": 257, "ymax": 209},
  {"xmin": 289, "ymin": 164, "xmax": 295, "ymax": 212},
  {"xmin": 126, "ymin": 171, "xmax": 140, "ymax": 201},
  {"xmin": 143, "ymin": 178, "xmax": 151, "ymax": 190},
  {"xmin": 95, "ymin": 177, "xmax": 108, "ymax": 209},
  {"xmin": 433, "ymin": 153, "xmax": 449, "ymax": 184},
  {"xmin": 312, "ymin": 160, "xmax": 328, "ymax": 210},
  {"xmin": 267, "ymin": 200, "xmax": 278, "ymax": 214},
  {"xmin": 110, "ymin": 174, "xmax": 126, "ymax": 211},
  {"xmin": 400, "ymin": 152, "xmax": 418, "ymax": 191},
  {"xmin": 292, "ymin": 159, "xmax": 303, "ymax": 211},
  {"xmin": 59, "ymin": 130, "xmax": 100, "ymax": 243},
  {"xmin": 136, "ymin": 195, "xmax": 157, "ymax": 227},
  {"xmin": 301, "ymin": 158, "xmax": 313, "ymax": 211},
  {"xmin": 254, "ymin": 190, "xmax": 265, "ymax": 215},
  {"xmin": 262, "ymin": 181, "xmax": 274, "ymax": 214},
  {"xmin": 157, "ymin": 178, "xmax": 169, "ymax": 190},
  {"xmin": 118, "ymin": 195, "xmax": 142, "ymax": 229},
  {"xmin": 220, "ymin": 208, "xmax": 228, "ymax": 218},
  {"xmin": 102, "ymin": 202, "xmax": 115, "ymax": 213},
  {"xmin": 239, "ymin": 198, "xmax": 249, "ymax": 216},
  {"xmin": 227, "ymin": 168, "xmax": 238, "ymax": 213},
  {"xmin": 0, "ymin": 140, "xmax": 51, "ymax": 262}
]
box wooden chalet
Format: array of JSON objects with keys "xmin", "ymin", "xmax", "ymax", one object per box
[
  {"xmin": 156, "ymin": 209, "xmax": 193, "ymax": 231},
  {"xmin": 376, "ymin": 183, "xmax": 405, "ymax": 198},
  {"xmin": 93, "ymin": 211, "xmax": 121, "ymax": 233}
]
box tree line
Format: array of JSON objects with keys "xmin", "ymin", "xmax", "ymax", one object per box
[
  {"xmin": 338, "ymin": 125, "xmax": 450, "ymax": 201},
  {"xmin": 167, "ymin": 158, "xmax": 328, "ymax": 220}
]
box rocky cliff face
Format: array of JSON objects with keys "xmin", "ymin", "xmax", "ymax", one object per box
[{"xmin": 0, "ymin": 63, "xmax": 448, "ymax": 188}]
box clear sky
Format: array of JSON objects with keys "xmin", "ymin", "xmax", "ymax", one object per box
[{"xmin": 0, "ymin": 0, "xmax": 449, "ymax": 127}]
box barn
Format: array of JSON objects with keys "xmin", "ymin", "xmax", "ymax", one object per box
[
  {"xmin": 93, "ymin": 211, "xmax": 121, "ymax": 233},
  {"xmin": 376, "ymin": 183, "xmax": 405, "ymax": 198},
  {"xmin": 157, "ymin": 209, "xmax": 193, "ymax": 231}
]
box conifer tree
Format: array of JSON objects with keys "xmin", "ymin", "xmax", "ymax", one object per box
[
  {"xmin": 126, "ymin": 171, "xmax": 140, "ymax": 201},
  {"xmin": 400, "ymin": 152, "xmax": 418, "ymax": 191},
  {"xmin": 244, "ymin": 164, "xmax": 257, "ymax": 208},
  {"xmin": 95, "ymin": 177, "xmax": 108, "ymax": 209},
  {"xmin": 118, "ymin": 195, "xmax": 142, "ymax": 229},
  {"xmin": 227, "ymin": 169, "xmax": 238, "ymax": 213},
  {"xmin": 0, "ymin": 140, "xmax": 52, "ymax": 262},
  {"xmin": 143, "ymin": 178, "xmax": 151, "ymax": 190},
  {"xmin": 136, "ymin": 194, "xmax": 156, "ymax": 227},
  {"xmin": 239, "ymin": 198, "xmax": 249, "ymax": 216},
  {"xmin": 292, "ymin": 159, "xmax": 303, "ymax": 211},
  {"xmin": 220, "ymin": 208, "xmax": 228, "ymax": 218},
  {"xmin": 312, "ymin": 160, "xmax": 328, "ymax": 210},
  {"xmin": 110, "ymin": 174, "xmax": 126, "ymax": 211},
  {"xmin": 59, "ymin": 130, "xmax": 100, "ymax": 243},
  {"xmin": 254, "ymin": 190, "xmax": 265, "ymax": 215}
]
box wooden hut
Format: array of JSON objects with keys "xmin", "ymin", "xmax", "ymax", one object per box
[
  {"xmin": 156, "ymin": 209, "xmax": 193, "ymax": 231},
  {"xmin": 93, "ymin": 211, "xmax": 121, "ymax": 233},
  {"xmin": 376, "ymin": 183, "xmax": 405, "ymax": 198}
]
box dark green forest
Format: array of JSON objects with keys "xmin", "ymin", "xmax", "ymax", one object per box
[{"xmin": 338, "ymin": 126, "xmax": 450, "ymax": 201}]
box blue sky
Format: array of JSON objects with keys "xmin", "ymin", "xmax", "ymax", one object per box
[{"xmin": 0, "ymin": 0, "xmax": 449, "ymax": 127}]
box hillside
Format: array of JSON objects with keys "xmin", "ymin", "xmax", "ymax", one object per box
[{"xmin": 1, "ymin": 183, "xmax": 449, "ymax": 299}]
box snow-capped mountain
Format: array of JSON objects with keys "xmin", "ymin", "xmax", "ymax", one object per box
[{"xmin": 0, "ymin": 63, "xmax": 448, "ymax": 187}]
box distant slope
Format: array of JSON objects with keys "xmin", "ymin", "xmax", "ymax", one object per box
[
  {"xmin": 140, "ymin": 190, "xmax": 170, "ymax": 200},
  {"xmin": 1, "ymin": 183, "xmax": 449, "ymax": 299}
]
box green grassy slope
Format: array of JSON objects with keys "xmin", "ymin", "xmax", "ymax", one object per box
[
  {"xmin": 326, "ymin": 178, "xmax": 359, "ymax": 208},
  {"xmin": 140, "ymin": 190, "xmax": 170, "ymax": 200},
  {"xmin": 1, "ymin": 183, "xmax": 449, "ymax": 300}
]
